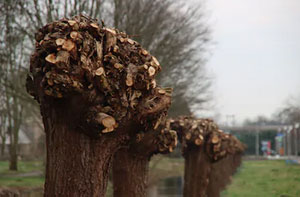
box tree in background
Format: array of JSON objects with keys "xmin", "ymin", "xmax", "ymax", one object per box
[
  {"xmin": 0, "ymin": 1, "xmax": 32, "ymax": 170},
  {"xmin": 277, "ymin": 96, "xmax": 300, "ymax": 125}
]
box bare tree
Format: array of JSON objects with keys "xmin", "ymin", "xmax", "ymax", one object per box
[
  {"xmin": 277, "ymin": 97, "xmax": 300, "ymax": 125},
  {"xmin": 0, "ymin": 0, "xmax": 31, "ymax": 170}
]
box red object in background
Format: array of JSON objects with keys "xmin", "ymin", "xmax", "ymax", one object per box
[{"xmin": 267, "ymin": 141, "xmax": 271, "ymax": 155}]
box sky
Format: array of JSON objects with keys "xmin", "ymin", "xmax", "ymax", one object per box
[{"xmin": 202, "ymin": 0, "xmax": 300, "ymax": 124}]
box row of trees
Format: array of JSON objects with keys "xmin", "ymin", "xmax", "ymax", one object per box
[
  {"xmin": 25, "ymin": 13, "xmax": 244, "ymax": 197},
  {"xmin": 0, "ymin": 0, "xmax": 212, "ymax": 170}
]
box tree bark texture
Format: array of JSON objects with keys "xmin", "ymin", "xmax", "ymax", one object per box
[
  {"xmin": 184, "ymin": 147, "xmax": 212, "ymax": 197},
  {"xmin": 112, "ymin": 119, "xmax": 177, "ymax": 197},
  {"xmin": 26, "ymin": 14, "xmax": 170, "ymax": 196},
  {"xmin": 43, "ymin": 106, "xmax": 114, "ymax": 196},
  {"xmin": 113, "ymin": 148, "xmax": 149, "ymax": 197}
]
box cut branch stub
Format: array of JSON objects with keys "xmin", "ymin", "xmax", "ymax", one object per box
[
  {"xmin": 206, "ymin": 131, "xmax": 246, "ymax": 161},
  {"xmin": 170, "ymin": 116, "xmax": 245, "ymax": 162},
  {"xmin": 27, "ymin": 14, "xmax": 169, "ymax": 137},
  {"xmin": 130, "ymin": 118, "xmax": 178, "ymax": 157}
]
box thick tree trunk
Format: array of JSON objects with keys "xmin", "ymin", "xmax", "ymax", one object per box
[
  {"xmin": 113, "ymin": 148, "xmax": 149, "ymax": 197},
  {"xmin": 183, "ymin": 148, "xmax": 212, "ymax": 197},
  {"xmin": 42, "ymin": 104, "xmax": 128, "ymax": 197}
]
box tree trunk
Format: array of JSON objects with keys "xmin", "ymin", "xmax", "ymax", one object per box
[
  {"xmin": 42, "ymin": 104, "xmax": 128, "ymax": 196},
  {"xmin": 206, "ymin": 154, "xmax": 243, "ymax": 197},
  {"xmin": 112, "ymin": 148, "xmax": 149, "ymax": 197},
  {"xmin": 9, "ymin": 126, "xmax": 18, "ymax": 171},
  {"xmin": 0, "ymin": 138, "xmax": 5, "ymax": 156},
  {"xmin": 9, "ymin": 147, "xmax": 18, "ymax": 171},
  {"xmin": 112, "ymin": 121, "xmax": 176, "ymax": 197},
  {"xmin": 183, "ymin": 147, "xmax": 212, "ymax": 197}
]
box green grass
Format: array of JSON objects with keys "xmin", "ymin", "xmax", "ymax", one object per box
[
  {"xmin": 0, "ymin": 176, "xmax": 44, "ymax": 187},
  {"xmin": 0, "ymin": 161, "xmax": 43, "ymax": 174},
  {"xmin": 222, "ymin": 160, "xmax": 300, "ymax": 197},
  {"xmin": 1, "ymin": 158, "xmax": 300, "ymax": 197},
  {"xmin": 0, "ymin": 161, "xmax": 44, "ymax": 187}
]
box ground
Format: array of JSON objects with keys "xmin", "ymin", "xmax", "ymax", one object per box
[
  {"xmin": 0, "ymin": 158, "xmax": 300, "ymax": 196},
  {"xmin": 222, "ymin": 160, "xmax": 300, "ymax": 197}
]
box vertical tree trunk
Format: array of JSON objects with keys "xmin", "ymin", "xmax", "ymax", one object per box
[
  {"xmin": 42, "ymin": 105, "xmax": 128, "ymax": 197},
  {"xmin": 9, "ymin": 146, "xmax": 18, "ymax": 171},
  {"xmin": 0, "ymin": 137, "xmax": 5, "ymax": 156},
  {"xmin": 112, "ymin": 121, "xmax": 176, "ymax": 197},
  {"xmin": 183, "ymin": 148, "xmax": 212, "ymax": 197},
  {"xmin": 9, "ymin": 126, "xmax": 18, "ymax": 171},
  {"xmin": 112, "ymin": 148, "xmax": 149, "ymax": 197},
  {"xmin": 206, "ymin": 154, "xmax": 243, "ymax": 197}
]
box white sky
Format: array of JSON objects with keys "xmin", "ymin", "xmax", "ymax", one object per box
[{"xmin": 203, "ymin": 0, "xmax": 300, "ymax": 124}]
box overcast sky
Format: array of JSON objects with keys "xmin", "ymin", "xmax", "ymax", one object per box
[{"xmin": 203, "ymin": 0, "xmax": 300, "ymax": 124}]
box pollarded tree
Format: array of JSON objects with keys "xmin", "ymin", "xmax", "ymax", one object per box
[
  {"xmin": 26, "ymin": 15, "xmax": 171, "ymax": 196},
  {"xmin": 206, "ymin": 149, "xmax": 244, "ymax": 197},
  {"xmin": 170, "ymin": 116, "xmax": 245, "ymax": 197},
  {"xmin": 112, "ymin": 119, "xmax": 178, "ymax": 197}
]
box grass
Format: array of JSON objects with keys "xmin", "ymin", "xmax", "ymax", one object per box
[
  {"xmin": 1, "ymin": 158, "xmax": 300, "ymax": 197},
  {"xmin": 222, "ymin": 160, "xmax": 300, "ymax": 197},
  {"xmin": 0, "ymin": 161, "xmax": 44, "ymax": 187}
]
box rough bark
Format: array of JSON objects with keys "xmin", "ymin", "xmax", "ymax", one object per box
[
  {"xmin": 113, "ymin": 148, "xmax": 149, "ymax": 197},
  {"xmin": 43, "ymin": 106, "xmax": 118, "ymax": 196},
  {"xmin": 26, "ymin": 15, "xmax": 170, "ymax": 196},
  {"xmin": 184, "ymin": 147, "xmax": 211, "ymax": 197},
  {"xmin": 112, "ymin": 119, "xmax": 177, "ymax": 197}
]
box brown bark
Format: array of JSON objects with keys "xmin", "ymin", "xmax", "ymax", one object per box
[
  {"xmin": 184, "ymin": 147, "xmax": 212, "ymax": 197},
  {"xmin": 206, "ymin": 154, "xmax": 243, "ymax": 197},
  {"xmin": 41, "ymin": 98, "xmax": 134, "ymax": 197},
  {"xmin": 112, "ymin": 119, "xmax": 177, "ymax": 197},
  {"xmin": 113, "ymin": 148, "xmax": 149, "ymax": 197}
]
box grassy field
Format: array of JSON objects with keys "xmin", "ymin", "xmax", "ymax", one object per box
[
  {"xmin": 222, "ymin": 160, "xmax": 300, "ymax": 197},
  {"xmin": 1, "ymin": 159, "xmax": 300, "ymax": 197},
  {"xmin": 0, "ymin": 161, "xmax": 44, "ymax": 187}
]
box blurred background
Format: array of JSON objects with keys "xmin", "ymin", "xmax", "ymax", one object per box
[{"xmin": 0, "ymin": 0, "xmax": 299, "ymax": 196}]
